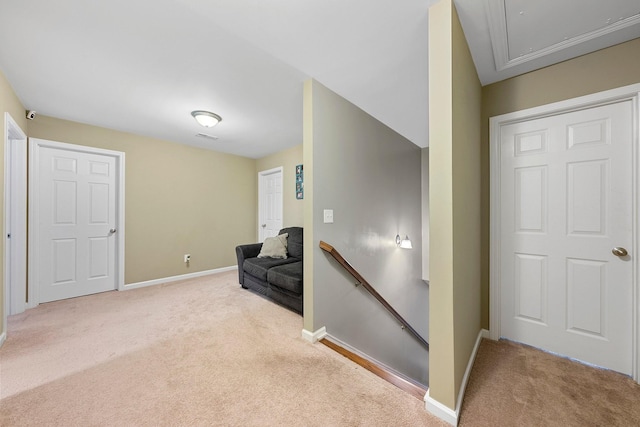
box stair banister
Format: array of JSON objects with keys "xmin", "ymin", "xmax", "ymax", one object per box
[{"xmin": 319, "ymin": 240, "xmax": 429, "ymax": 351}]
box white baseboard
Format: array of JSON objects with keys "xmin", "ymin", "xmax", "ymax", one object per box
[
  {"xmin": 301, "ymin": 326, "xmax": 327, "ymax": 343},
  {"xmin": 425, "ymin": 390, "xmax": 458, "ymax": 426},
  {"xmin": 122, "ymin": 266, "xmax": 237, "ymax": 291},
  {"xmin": 454, "ymin": 329, "xmax": 489, "ymax": 416},
  {"xmin": 425, "ymin": 328, "xmax": 489, "ymax": 426},
  {"xmin": 0, "ymin": 330, "xmax": 6, "ymax": 348}
]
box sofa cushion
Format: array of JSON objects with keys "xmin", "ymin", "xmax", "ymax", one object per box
[
  {"xmin": 280, "ymin": 227, "xmax": 303, "ymax": 259},
  {"xmin": 243, "ymin": 257, "xmax": 297, "ymax": 281},
  {"xmin": 267, "ymin": 261, "xmax": 303, "ymax": 294},
  {"xmin": 257, "ymin": 233, "xmax": 288, "ymax": 259}
]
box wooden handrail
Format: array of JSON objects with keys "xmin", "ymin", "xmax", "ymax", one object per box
[{"xmin": 319, "ymin": 240, "xmax": 429, "ymax": 351}]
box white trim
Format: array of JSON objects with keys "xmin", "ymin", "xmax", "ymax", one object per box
[
  {"xmin": 3, "ymin": 113, "xmax": 27, "ymax": 334},
  {"xmin": 455, "ymin": 329, "xmax": 489, "ymax": 416},
  {"xmin": 301, "ymin": 326, "xmax": 327, "ymax": 343},
  {"xmin": 424, "ymin": 329, "xmax": 489, "ymax": 426},
  {"xmin": 489, "ymin": 83, "xmax": 640, "ymax": 382},
  {"xmin": 484, "ymin": 0, "xmax": 509, "ymax": 71},
  {"xmin": 258, "ymin": 166, "xmax": 283, "ymax": 242},
  {"xmin": 489, "ymin": 104, "xmax": 502, "ymax": 341},
  {"xmin": 7, "ymin": 128, "xmax": 27, "ymax": 315},
  {"xmin": 123, "ymin": 266, "xmax": 237, "ymax": 291},
  {"xmin": 0, "ymin": 331, "xmax": 5, "ymax": 348},
  {"xmin": 115, "ymin": 148, "xmax": 126, "ymax": 292},
  {"xmin": 425, "ymin": 391, "xmax": 457, "ymax": 426},
  {"xmin": 633, "ymin": 90, "xmax": 640, "ymax": 382},
  {"xmin": 28, "ymin": 138, "xmax": 125, "ymax": 307}
]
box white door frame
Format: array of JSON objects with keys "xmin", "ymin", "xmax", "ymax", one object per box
[
  {"xmin": 3, "ymin": 113, "xmax": 27, "ymax": 341},
  {"xmin": 258, "ymin": 166, "xmax": 283, "ymax": 242},
  {"xmin": 490, "ymin": 83, "xmax": 640, "ymax": 381},
  {"xmin": 28, "ymin": 138, "xmax": 126, "ymax": 307}
]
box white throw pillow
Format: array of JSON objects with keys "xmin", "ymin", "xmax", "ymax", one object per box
[{"xmin": 257, "ymin": 233, "xmax": 288, "ymax": 259}]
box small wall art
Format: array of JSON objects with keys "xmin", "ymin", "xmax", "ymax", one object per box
[{"xmin": 295, "ymin": 164, "xmax": 304, "ymax": 199}]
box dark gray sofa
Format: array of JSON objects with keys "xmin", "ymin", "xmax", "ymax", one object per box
[{"xmin": 235, "ymin": 227, "xmax": 303, "ymax": 314}]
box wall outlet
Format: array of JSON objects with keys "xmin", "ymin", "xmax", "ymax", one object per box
[{"xmin": 184, "ymin": 254, "xmax": 191, "ymax": 263}]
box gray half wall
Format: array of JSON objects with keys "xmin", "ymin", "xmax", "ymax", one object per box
[{"xmin": 308, "ymin": 80, "xmax": 429, "ymax": 385}]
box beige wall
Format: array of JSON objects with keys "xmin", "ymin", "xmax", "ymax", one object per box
[
  {"xmin": 451, "ymin": 0, "xmax": 483, "ymax": 408},
  {"xmin": 0, "ymin": 70, "xmax": 28, "ymax": 337},
  {"xmin": 302, "ymin": 80, "xmax": 315, "ymax": 333},
  {"xmin": 428, "ymin": 0, "xmax": 455, "ymax": 407},
  {"xmin": 421, "ymin": 147, "xmax": 430, "ymax": 280},
  {"xmin": 29, "ymin": 116, "xmax": 257, "ymax": 284},
  {"xmin": 256, "ymin": 144, "xmax": 304, "ymax": 231},
  {"xmin": 480, "ymin": 37, "xmax": 640, "ymax": 328},
  {"xmin": 428, "ymin": 0, "xmax": 482, "ymax": 410}
]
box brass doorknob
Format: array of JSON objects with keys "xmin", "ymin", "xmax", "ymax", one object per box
[{"xmin": 612, "ymin": 247, "xmax": 628, "ymax": 257}]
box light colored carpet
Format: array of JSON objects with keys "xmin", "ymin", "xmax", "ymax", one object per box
[
  {"xmin": 0, "ymin": 271, "xmax": 447, "ymax": 426},
  {"xmin": 459, "ymin": 339, "xmax": 640, "ymax": 426},
  {"xmin": 3, "ymin": 271, "xmax": 640, "ymax": 426}
]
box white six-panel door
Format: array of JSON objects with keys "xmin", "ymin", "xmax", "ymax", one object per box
[
  {"xmin": 31, "ymin": 139, "xmax": 123, "ymax": 303},
  {"xmin": 498, "ymin": 100, "xmax": 633, "ymax": 375},
  {"xmin": 258, "ymin": 167, "xmax": 283, "ymax": 242}
]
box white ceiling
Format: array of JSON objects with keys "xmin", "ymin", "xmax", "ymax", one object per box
[{"xmin": 0, "ymin": 0, "xmax": 638, "ymax": 158}]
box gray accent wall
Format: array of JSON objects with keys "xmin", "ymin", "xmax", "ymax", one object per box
[{"xmin": 306, "ymin": 80, "xmax": 429, "ymax": 385}]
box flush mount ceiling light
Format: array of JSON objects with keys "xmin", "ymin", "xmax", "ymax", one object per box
[{"xmin": 191, "ymin": 110, "xmax": 222, "ymax": 128}]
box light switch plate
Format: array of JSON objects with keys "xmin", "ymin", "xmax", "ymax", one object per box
[{"xmin": 323, "ymin": 209, "xmax": 334, "ymax": 224}]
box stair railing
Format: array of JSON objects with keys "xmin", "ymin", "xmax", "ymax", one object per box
[{"xmin": 319, "ymin": 240, "xmax": 429, "ymax": 351}]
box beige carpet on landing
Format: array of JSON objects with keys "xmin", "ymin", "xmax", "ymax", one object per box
[
  {"xmin": 459, "ymin": 339, "xmax": 640, "ymax": 426},
  {"xmin": 2, "ymin": 271, "xmax": 640, "ymax": 426},
  {"xmin": 0, "ymin": 271, "xmax": 446, "ymax": 427}
]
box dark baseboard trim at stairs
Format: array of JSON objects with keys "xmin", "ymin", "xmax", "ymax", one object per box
[{"xmin": 319, "ymin": 338, "xmax": 427, "ymax": 401}]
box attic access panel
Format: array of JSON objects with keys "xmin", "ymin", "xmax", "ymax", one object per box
[{"xmin": 504, "ymin": 0, "xmax": 640, "ymax": 60}]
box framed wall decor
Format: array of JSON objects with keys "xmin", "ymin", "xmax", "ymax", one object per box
[{"xmin": 295, "ymin": 164, "xmax": 304, "ymax": 199}]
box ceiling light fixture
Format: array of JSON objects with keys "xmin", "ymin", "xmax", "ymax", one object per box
[{"xmin": 191, "ymin": 110, "xmax": 222, "ymax": 127}]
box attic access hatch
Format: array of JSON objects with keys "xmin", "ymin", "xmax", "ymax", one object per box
[{"xmin": 485, "ymin": 0, "xmax": 640, "ymax": 71}]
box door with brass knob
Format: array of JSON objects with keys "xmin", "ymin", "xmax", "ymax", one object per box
[
  {"xmin": 497, "ymin": 98, "xmax": 634, "ymax": 376},
  {"xmin": 612, "ymin": 247, "xmax": 628, "ymax": 257}
]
